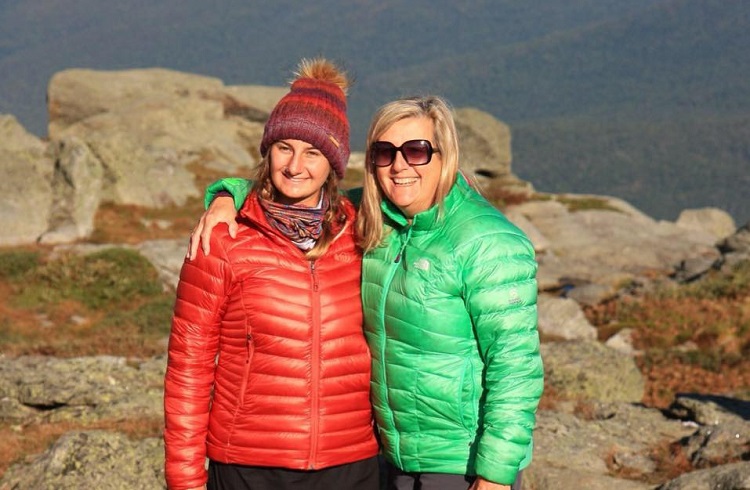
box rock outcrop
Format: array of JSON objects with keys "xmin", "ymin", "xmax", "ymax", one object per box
[
  {"xmin": 1, "ymin": 67, "xmax": 748, "ymax": 490},
  {"xmin": 0, "ymin": 115, "xmax": 55, "ymax": 246},
  {"xmin": 1, "ymin": 344, "xmax": 748, "ymax": 489},
  {"xmin": 506, "ymin": 196, "xmax": 728, "ymax": 305}
]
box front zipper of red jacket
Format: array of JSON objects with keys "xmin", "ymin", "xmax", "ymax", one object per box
[
  {"xmin": 308, "ymin": 259, "xmax": 321, "ymax": 468},
  {"xmin": 378, "ymin": 225, "xmax": 411, "ymax": 467}
]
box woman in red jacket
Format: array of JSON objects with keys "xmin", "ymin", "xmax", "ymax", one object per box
[{"xmin": 163, "ymin": 58, "xmax": 380, "ymax": 490}]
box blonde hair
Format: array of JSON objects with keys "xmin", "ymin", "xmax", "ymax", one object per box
[
  {"xmin": 251, "ymin": 153, "xmax": 347, "ymax": 260},
  {"xmin": 357, "ymin": 95, "xmax": 460, "ymax": 252}
]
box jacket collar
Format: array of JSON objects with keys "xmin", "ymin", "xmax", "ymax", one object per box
[{"xmin": 380, "ymin": 173, "xmax": 469, "ymax": 232}]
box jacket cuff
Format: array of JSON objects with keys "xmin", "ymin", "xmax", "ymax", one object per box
[{"xmin": 204, "ymin": 178, "xmax": 251, "ymax": 210}]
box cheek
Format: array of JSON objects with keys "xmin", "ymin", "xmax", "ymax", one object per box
[
  {"xmin": 374, "ymin": 169, "xmax": 388, "ymax": 187},
  {"xmin": 269, "ymin": 154, "xmax": 286, "ymax": 172},
  {"xmin": 424, "ymin": 166, "xmax": 442, "ymax": 191},
  {"xmin": 316, "ymin": 162, "xmax": 332, "ymax": 180}
]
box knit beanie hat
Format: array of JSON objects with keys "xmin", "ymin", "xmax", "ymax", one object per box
[{"xmin": 260, "ymin": 58, "xmax": 351, "ymax": 179}]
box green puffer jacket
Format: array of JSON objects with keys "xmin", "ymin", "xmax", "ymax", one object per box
[{"xmin": 362, "ymin": 175, "xmax": 543, "ymax": 485}]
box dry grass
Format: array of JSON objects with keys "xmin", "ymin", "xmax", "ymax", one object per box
[
  {"xmin": 90, "ymin": 200, "xmax": 203, "ymax": 244},
  {"xmin": 476, "ymin": 183, "xmax": 532, "ymax": 209},
  {"xmin": 584, "ymin": 262, "xmax": 750, "ymax": 408},
  {"xmin": 555, "ymin": 195, "xmax": 623, "ymax": 213},
  {"xmin": 0, "ymin": 245, "xmax": 174, "ymax": 358}
]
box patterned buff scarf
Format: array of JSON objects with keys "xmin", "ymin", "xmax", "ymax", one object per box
[{"xmin": 258, "ymin": 193, "xmax": 329, "ymax": 251}]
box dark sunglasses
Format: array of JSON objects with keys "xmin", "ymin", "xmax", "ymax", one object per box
[{"xmin": 370, "ymin": 139, "xmax": 440, "ymax": 167}]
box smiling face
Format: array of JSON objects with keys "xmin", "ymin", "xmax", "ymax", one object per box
[
  {"xmin": 269, "ymin": 139, "xmax": 332, "ymax": 207},
  {"xmin": 374, "ymin": 117, "xmax": 442, "ymax": 218}
]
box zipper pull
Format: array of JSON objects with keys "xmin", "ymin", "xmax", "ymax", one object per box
[
  {"xmin": 310, "ymin": 261, "xmax": 319, "ymax": 291},
  {"xmin": 394, "ymin": 227, "xmax": 410, "ymax": 263}
]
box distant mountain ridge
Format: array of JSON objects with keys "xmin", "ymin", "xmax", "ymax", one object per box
[{"xmin": 0, "ymin": 0, "xmax": 747, "ymax": 223}]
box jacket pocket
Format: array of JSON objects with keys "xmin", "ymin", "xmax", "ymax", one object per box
[
  {"xmin": 238, "ymin": 333, "xmax": 254, "ymax": 407},
  {"xmin": 459, "ymin": 356, "xmax": 479, "ymax": 432}
]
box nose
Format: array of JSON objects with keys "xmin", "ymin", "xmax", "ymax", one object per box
[
  {"xmin": 286, "ymin": 153, "xmax": 304, "ymax": 175},
  {"xmin": 391, "ymin": 150, "xmax": 410, "ymax": 172}
]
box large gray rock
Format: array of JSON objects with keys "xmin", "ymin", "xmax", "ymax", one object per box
[
  {"xmin": 668, "ymin": 395, "xmax": 750, "ymax": 469},
  {"xmin": 47, "ymin": 68, "xmax": 268, "ymax": 210},
  {"xmin": 537, "ymin": 294, "xmax": 597, "ymax": 341},
  {"xmin": 454, "ymin": 107, "xmax": 512, "ymax": 179},
  {"xmin": 719, "ymin": 222, "xmax": 750, "ymax": 270},
  {"xmin": 541, "ymin": 340, "xmax": 645, "ymax": 403},
  {"xmin": 0, "ymin": 355, "xmax": 165, "ymax": 425},
  {"xmin": 454, "ymin": 107, "xmax": 533, "ymax": 196},
  {"xmin": 0, "ymin": 115, "xmax": 55, "ymax": 246},
  {"xmin": 0, "ymin": 431, "xmax": 166, "ymax": 490},
  {"xmin": 39, "ymin": 137, "xmax": 105, "ymax": 244},
  {"xmin": 656, "ymin": 461, "xmax": 750, "ymax": 489},
  {"xmin": 223, "ymin": 84, "xmax": 288, "ymax": 119},
  {"xmin": 675, "ymin": 207, "xmax": 736, "ymax": 242},
  {"xmin": 47, "ymin": 68, "xmax": 226, "ymax": 135},
  {"xmin": 53, "ymin": 96, "xmax": 239, "ymax": 208},
  {"xmin": 509, "ymin": 196, "xmax": 722, "ymax": 304},
  {"xmin": 528, "ymin": 403, "xmax": 695, "ymax": 489}
]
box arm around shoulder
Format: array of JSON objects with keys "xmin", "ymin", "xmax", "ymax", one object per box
[{"xmin": 204, "ymin": 177, "xmax": 251, "ymax": 211}]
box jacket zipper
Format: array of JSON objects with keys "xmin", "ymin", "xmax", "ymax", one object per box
[
  {"xmin": 393, "ymin": 223, "xmax": 411, "ymax": 263},
  {"xmin": 308, "ymin": 260, "xmax": 321, "ymax": 468},
  {"xmin": 238, "ymin": 332, "xmax": 253, "ymax": 406},
  {"xmin": 380, "ymin": 226, "xmax": 411, "ymax": 466}
]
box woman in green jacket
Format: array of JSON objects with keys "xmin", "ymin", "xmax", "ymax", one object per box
[{"xmin": 191, "ymin": 96, "xmax": 543, "ymax": 490}]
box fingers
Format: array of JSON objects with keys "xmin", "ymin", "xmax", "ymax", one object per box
[
  {"xmin": 187, "ymin": 217, "xmax": 206, "ymax": 260},
  {"xmin": 204, "ymin": 196, "xmax": 239, "ymax": 247},
  {"xmin": 228, "ymin": 220, "xmax": 239, "ymax": 239},
  {"xmin": 187, "ymin": 196, "xmax": 238, "ymax": 260},
  {"xmin": 200, "ymin": 217, "xmax": 213, "ymax": 257}
]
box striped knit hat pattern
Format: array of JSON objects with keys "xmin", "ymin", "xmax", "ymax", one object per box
[{"xmin": 260, "ymin": 58, "xmax": 351, "ymax": 179}]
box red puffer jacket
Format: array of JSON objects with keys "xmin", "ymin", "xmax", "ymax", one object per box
[{"xmin": 164, "ymin": 193, "xmax": 378, "ymax": 490}]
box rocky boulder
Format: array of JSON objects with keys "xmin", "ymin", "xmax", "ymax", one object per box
[
  {"xmin": 718, "ymin": 222, "xmax": 750, "ymax": 270},
  {"xmin": 454, "ymin": 107, "xmax": 534, "ymax": 196},
  {"xmin": 541, "ymin": 340, "xmax": 645, "ymax": 403},
  {"xmin": 0, "ymin": 355, "xmax": 165, "ymax": 425},
  {"xmin": 0, "ymin": 431, "xmax": 165, "ymax": 490},
  {"xmin": 506, "ymin": 196, "xmax": 725, "ymax": 305},
  {"xmin": 0, "ymin": 115, "xmax": 55, "ymax": 246},
  {"xmin": 675, "ymin": 207, "xmax": 737, "ymax": 242}
]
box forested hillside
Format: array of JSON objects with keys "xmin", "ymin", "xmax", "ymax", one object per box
[{"xmin": 0, "ymin": 0, "xmax": 747, "ymax": 223}]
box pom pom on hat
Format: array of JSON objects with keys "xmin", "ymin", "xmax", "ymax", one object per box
[{"xmin": 260, "ymin": 58, "xmax": 351, "ymax": 179}]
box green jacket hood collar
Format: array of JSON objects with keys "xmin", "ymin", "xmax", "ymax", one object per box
[{"xmin": 380, "ymin": 173, "xmax": 471, "ymax": 231}]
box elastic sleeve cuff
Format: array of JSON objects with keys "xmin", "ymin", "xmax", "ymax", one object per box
[{"xmin": 204, "ymin": 178, "xmax": 251, "ymax": 210}]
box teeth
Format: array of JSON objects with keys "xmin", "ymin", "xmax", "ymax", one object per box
[{"xmin": 393, "ymin": 178, "xmax": 417, "ymax": 185}]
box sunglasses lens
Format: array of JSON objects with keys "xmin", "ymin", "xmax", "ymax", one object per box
[
  {"xmin": 371, "ymin": 140, "xmax": 436, "ymax": 167},
  {"xmin": 402, "ymin": 140, "xmax": 431, "ymax": 165},
  {"xmin": 371, "ymin": 143, "xmax": 396, "ymax": 167}
]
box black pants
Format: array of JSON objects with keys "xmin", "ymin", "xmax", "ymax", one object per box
[
  {"xmin": 207, "ymin": 456, "xmax": 380, "ymax": 490},
  {"xmin": 386, "ymin": 462, "xmax": 523, "ymax": 490}
]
